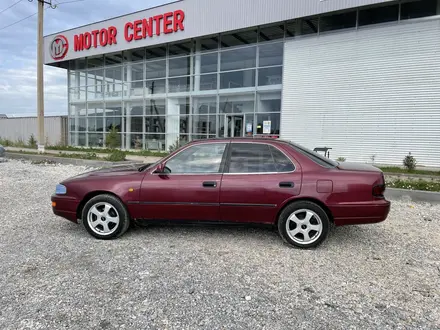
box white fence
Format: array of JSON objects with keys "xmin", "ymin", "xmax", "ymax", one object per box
[{"xmin": 0, "ymin": 116, "xmax": 68, "ymax": 146}]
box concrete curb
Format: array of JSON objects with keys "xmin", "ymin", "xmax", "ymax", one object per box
[
  {"xmin": 4, "ymin": 152, "xmax": 140, "ymax": 168},
  {"xmin": 385, "ymin": 188, "xmax": 440, "ymax": 204}
]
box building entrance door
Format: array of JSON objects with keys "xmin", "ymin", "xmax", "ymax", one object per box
[{"xmin": 225, "ymin": 115, "xmax": 244, "ymax": 137}]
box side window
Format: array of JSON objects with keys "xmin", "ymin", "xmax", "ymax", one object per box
[
  {"xmin": 270, "ymin": 146, "xmax": 295, "ymax": 172},
  {"xmin": 228, "ymin": 143, "xmax": 276, "ymax": 173},
  {"xmin": 165, "ymin": 143, "xmax": 227, "ymax": 174}
]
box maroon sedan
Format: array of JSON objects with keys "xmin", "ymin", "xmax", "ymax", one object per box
[{"xmin": 51, "ymin": 138, "xmax": 390, "ymax": 248}]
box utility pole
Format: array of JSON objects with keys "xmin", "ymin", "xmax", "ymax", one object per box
[{"xmin": 37, "ymin": 0, "xmax": 45, "ymax": 153}]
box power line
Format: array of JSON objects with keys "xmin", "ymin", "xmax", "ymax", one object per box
[
  {"xmin": 0, "ymin": 0, "xmax": 24, "ymax": 15},
  {"xmin": 0, "ymin": 0, "xmax": 84, "ymax": 31}
]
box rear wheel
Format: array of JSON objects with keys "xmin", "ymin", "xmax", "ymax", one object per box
[
  {"xmin": 81, "ymin": 194, "xmax": 130, "ymax": 239},
  {"xmin": 277, "ymin": 201, "xmax": 330, "ymax": 249}
]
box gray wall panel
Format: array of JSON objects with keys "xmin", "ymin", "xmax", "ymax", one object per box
[
  {"xmin": 44, "ymin": 0, "xmax": 393, "ymax": 64},
  {"xmin": 281, "ymin": 17, "xmax": 440, "ymax": 167}
]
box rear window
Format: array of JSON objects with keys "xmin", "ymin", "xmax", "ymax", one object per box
[{"xmin": 285, "ymin": 141, "xmax": 338, "ymax": 168}]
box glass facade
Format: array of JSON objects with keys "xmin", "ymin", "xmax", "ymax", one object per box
[
  {"xmin": 68, "ymin": 25, "xmax": 284, "ymax": 151},
  {"xmin": 67, "ymin": 0, "xmax": 437, "ymax": 151}
]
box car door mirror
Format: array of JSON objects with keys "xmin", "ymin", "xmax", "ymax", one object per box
[{"xmin": 155, "ymin": 162, "xmax": 171, "ymax": 174}]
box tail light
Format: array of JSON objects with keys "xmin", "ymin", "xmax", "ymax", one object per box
[{"xmin": 372, "ymin": 173, "xmax": 386, "ymax": 198}]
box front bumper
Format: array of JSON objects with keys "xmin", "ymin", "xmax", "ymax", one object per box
[{"xmin": 51, "ymin": 194, "xmax": 80, "ymax": 223}]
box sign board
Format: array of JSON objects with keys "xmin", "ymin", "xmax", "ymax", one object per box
[
  {"xmin": 263, "ymin": 121, "xmax": 271, "ymax": 134},
  {"xmin": 246, "ymin": 123, "xmax": 253, "ymax": 133}
]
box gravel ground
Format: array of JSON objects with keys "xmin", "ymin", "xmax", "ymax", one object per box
[{"xmin": 0, "ymin": 159, "xmax": 439, "ymax": 330}]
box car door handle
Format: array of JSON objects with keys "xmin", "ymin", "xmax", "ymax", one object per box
[
  {"xmin": 203, "ymin": 181, "xmax": 217, "ymax": 188},
  {"xmin": 279, "ymin": 182, "xmax": 294, "ymax": 188}
]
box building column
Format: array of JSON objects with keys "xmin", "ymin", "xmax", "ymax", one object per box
[
  {"xmin": 194, "ymin": 40, "xmax": 201, "ymax": 92},
  {"xmin": 125, "ymin": 53, "xmax": 132, "ymax": 149},
  {"xmin": 74, "ymin": 72, "xmax": 80, "ymax": 146}
]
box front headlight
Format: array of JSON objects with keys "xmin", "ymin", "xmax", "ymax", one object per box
[{"xmin": 55, "ymin": 184, "xmax": 67, "ymax": 195}]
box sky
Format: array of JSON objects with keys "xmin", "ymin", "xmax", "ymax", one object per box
[{"xmin": 0, "ymin": 0, "xmax": 171, "ymax": 117}]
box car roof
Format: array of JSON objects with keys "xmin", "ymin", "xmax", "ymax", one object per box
[{"xmin": 189, "ymin": 137, "xmax": 288, "ymax": 144}]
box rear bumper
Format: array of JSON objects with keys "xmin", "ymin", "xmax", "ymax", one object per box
[
  {"xmin": 330, "ymin": 199, "xmax": 391, "ymax": 226},
  {"xmin": 51, "ymin": 194, "xmax": 80, "ymax": 223}
]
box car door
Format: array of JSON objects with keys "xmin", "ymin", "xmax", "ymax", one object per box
[
  {"xmin": 220, "ymin": 142, "xmax": 302, "ymax": 223},
  {"xmin": 138, "ymin": 142, "xmax": 228, "ymax": 221}
]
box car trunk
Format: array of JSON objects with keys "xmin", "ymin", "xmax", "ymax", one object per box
[{"xmin": 336, "ymin": 162, "xmax": 382, "ymax": 173}]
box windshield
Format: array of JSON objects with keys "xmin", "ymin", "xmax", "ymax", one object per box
[{"xmin": 285, "ymin": 141, "xmax": 339, "ymax": 168}]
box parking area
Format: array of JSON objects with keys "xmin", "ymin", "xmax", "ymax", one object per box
[{"xmin": 0, "ymin": 159, "xmax": 439, "ymax": 329}]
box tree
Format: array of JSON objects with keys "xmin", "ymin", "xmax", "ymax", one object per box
[{"xmin": 105, "ymin": 125, "xmax": 121, "ymax": 149}]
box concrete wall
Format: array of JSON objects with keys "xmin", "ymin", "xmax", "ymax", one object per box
[{"xmin": 0, "ymin": 116, "xmax": 68, "ymax": 146}]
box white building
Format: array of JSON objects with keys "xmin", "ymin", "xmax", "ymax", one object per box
[{"xmin": 44, "ymin": 0, "xmax": 440, "ymax": 166}]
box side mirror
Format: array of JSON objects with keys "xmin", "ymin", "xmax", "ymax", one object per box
[{"xmin": 155, "ymin": 162, "xmax": 165, "ymax": 174}]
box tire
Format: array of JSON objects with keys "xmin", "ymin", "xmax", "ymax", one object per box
[
  {"xmin": 81, "ymin": 194, "xmax": 131, "ymax": 240},
  {"xmin": 277, "ymin": 201, "xmax": 330, "ymax": 249}
]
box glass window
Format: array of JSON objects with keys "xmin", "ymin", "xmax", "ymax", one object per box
[
  {"xmin": 169, "ymin": 40, "xmax": 193, "ymax": 56},
  {"xmin": 192, "ymin": 115, "xmax": 216, "ymax": 135},
  {"xmin": 88, "ymin": 55, "xmax": 104, "ymax": 69},
  {"xmin": 198, "ymin": 35, "xmax": 219, "ymax": 51},
  {"xmin": 105, "ymin": 52, "xmax": 123, "ymax": 66},
  {"xmin": 270, "ymin": 146, "xmax": 295, "ymax": 172},
  {"xmin": 220, "ymin": 69, "xmax": 256, "ymax": 89},
  {"xmin": 401, "ymin": 0, "xmax": 438, "ymax": 20},
  {"xmin": 124, "ymin": 63, "xmax": 144, "ymax": 81},
  {"xmin": 193, "ymin": 97, "xmax": 217, "ymax": 115},
  {"xmin": 256, "ymin": 113, "xmax": 280, "ymax": 135},
  {"xmin": 130, "ymin": 117, "xmax": 143, "ymax": 133},
  {"xmin": 228, "ymin": 143, "xmax": 276, "ymax": 173},
  {"xmin": 123, "ymin": 48, "xmax": 144, "ymax": 62},
  {"xmin": 259, "ymin": 43, "xmax": 283, "ymax": 67},
  {"xmin": 198, "ymin": 53, "xmax": 218, "ymax": 74},
  {"xmin": 194, "ymin": 74, "xmax": 218, "ymax": 91},
  {"xmin": 145, "ymin": 116, "xmax": 166, "ymax": 133},
  {"xmin": 221, "ymin": 29, "xmax": 258, "ymax": 48},
  {"xmin": 165, "ymin": 143, "xmax": 227, "ymax": 174},
  {"xmin": 258, "ymin": 67, "xmax": 283, "ymax": 86},
  {"xmin": 145, "ymin": 79, "xmax": 166, "ymax": 95},
  {"xmin": 87, "ymin": 117, "xmax": 104, "ymax": 132},
  {"xmin": 221, "ymin": 46, "xmax": 256, "ymax": 71},
  {"xmin": 70, "ymin": 117, "xmax": 86, "ymax": 132},
  {"xmin": 319, "ymin": 11, "xmax": 357, "ymax": 33},
  {"xmin": 169, "ymin": 76, "xmax": 191, "ymax": 93},
  {"xmin": 146, "ymin": 60, "xmax": 166, "ymax": 79},
  {"xmin": 87, "ymin": 69, "xmax": 104, "ymax": 86},
  {"xmin": 220, "ymin": 94, "xmax": 254, "ymax": 113},
  {"xmin": 146, "ymin": 46, "xmax": 167, "ymax": 60},
  {"xmin": 87, "ymin": 86, "xmax": 104, "ymax": 100},
  {"xmin": 169, "ymin": 57, "xmax": 191, "ymax": 77},
  {"xmin": 105, "ymin": 117, "xmax": 122, "ymax": 132},
  {"xmin": 259, "ymin": 24, "xmax": 285, "ymax": 42},
  {"xmin": 257, "ymin": 92, "xmax": 282, "ymax": 112},
  {"xmin": 70, "ymin": 58, "xmax": 86, "ymax": 70},
  {"xmin": 104, "ymin": 66, "xmax": 122, "ymax": 82},
  {"xmin": 301, "ymin": 17, "xmax": 319, "ymax": 35},
  {"xmin": 145, "ymin": 99, "xmax": 166, "ymax": 115},
  {"xmin": 69, "ymin": 72, "xmax": 86, "ymax": 87},
  {"xmin": 358, "ymin": 4, "xmax": 399, "ymax": 26},
  {"xmin": 69, "ymin": 87, "xmax": 86, "ymax": 101},
  {"xmin": 88, "ymin": 133, "xmax": 104, "ymax": 147}
]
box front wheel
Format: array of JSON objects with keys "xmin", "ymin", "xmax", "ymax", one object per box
[
  {"xmin": 81, "ymin": 194, "xmax": 130, "ymax": 239},
  {"xmin": 277, "ymin": 201, "xmax": 330, "ymax": 249}
]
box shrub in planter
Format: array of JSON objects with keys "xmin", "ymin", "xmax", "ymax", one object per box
[
  {"xmin": 106, "ymin": 150, "xmax": 126, "ymax": 162},
  {"xmin": 336, "ymin": 157, "xmax": 346, "ymax": 162},
  {"xmin": 403, "ymin": 152, "xmax": 417, "ymax": 172}
]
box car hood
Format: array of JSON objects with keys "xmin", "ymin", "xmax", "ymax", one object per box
[
  {"xmin": 337, "ymin": 162, "xmax": 382, "ymax": 172},
  {"xmin": 63, "ymin": 163, "xmax": 145, "ymax": 182}
]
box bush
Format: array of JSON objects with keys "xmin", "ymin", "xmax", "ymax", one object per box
[
  {"xmin": 28, "ymin": 134, "xmax": 37, "ymax": 148},
  {"xmin": 403, "ymin": 152, "xmax": 417, "ymax": 171},
  {"xmin": 336, "ymin": 157, "xmax": 346, "ymax": 162},
  {"xmin": 106, "ymin": 150, "xmax": 126, "ymax": 162},
  {"xmin": 106, "ymin": 125, "xmax": 121, "ymax": 149}
]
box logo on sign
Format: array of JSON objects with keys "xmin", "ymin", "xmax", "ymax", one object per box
[{"xmin": 50, "ymin": 35, "xmax": 69, "ymax": 60}]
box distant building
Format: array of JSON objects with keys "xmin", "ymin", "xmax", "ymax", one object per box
[
  {"xmin": 43, "ymin": 0, "xmax": 440, "ymax": 166},
  {"xmin": 0, "ymin": 114, "xmax": 8, "ymax": 119}
]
